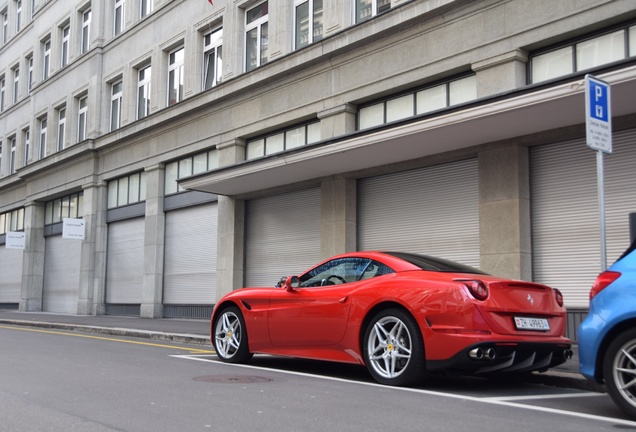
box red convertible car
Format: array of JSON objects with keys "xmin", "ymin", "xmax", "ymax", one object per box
[{"xmin": 211, "ymin": 251, "xmax": 572, "ymax": 385}]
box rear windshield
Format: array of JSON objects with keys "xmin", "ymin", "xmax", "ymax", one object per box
[
  {"xmin": 616, "ymin": 237, "xmax": 636, "ymax": 263},
  {"xmin": 383, "ymin": 252, "xmax": 489, "ymax": 275}
]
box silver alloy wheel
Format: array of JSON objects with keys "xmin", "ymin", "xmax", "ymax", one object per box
[
  {"xmin": 366, "ymin": 315, "xmax": 413, "ymax": 379},
  {"xmin": 611, "ymin": 337, "xmax": 636, "ymax": 411},
  {"xmin": 214, "ymin": 310, "xmax": 242, "ymax": 359}
]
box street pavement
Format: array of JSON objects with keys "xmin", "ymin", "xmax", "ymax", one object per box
[{"xmin": 0, "ymin": 308, "xmax": 604, "ymax": 393}]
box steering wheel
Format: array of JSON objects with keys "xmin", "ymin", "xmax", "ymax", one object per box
[{"xmin": 326, "ymin": 275, "xmax": 346, "ymax": 284}]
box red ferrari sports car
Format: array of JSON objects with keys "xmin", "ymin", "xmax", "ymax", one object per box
[{"xmin": 211, "ymin": 251, "xmax": 572, "ymax": 385}]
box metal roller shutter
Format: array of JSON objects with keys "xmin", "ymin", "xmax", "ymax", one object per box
[
  {"xmin": 0, "ymin": 248, "xmax": 23, "ymax": 303},
  {"xmin": 106, "ymin": 218, "xmax": 145, "ymax": 304},
  {"xmin": 530, "ymin": 129, "xmax": 636, "ymax": 308},
  {"xmin": 358, "ymin": 159, "xmax": 480, "ymax": 268},
  {"xmin": 164, "ymin": 203, "xmax": 217, "ymax": 304},
  {"xmin": 43, "ymin": 236, "xmax": 81, "ymax": 313},
  {"xmin": 245, "ymin": 188, "xmax": 321, "ymax": 287}
]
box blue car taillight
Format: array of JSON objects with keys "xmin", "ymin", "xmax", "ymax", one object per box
[{"xmin": 589, "ymin": 271, "xmax": 621, "ymax": 300}]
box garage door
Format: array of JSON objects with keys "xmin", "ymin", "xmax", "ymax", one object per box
[
  {"xmin": 530, "ymin": 129, "xmax": 636, "ymax": 308},
  {"xmin": 358, "ymin": 159, "xmax": 480, "ymax": 268},
  {"xmin": 0, "ymin": 247, "xmax": 23, "ymax": 304},
  {"xmin": 106, "ymin": 218, "xmax": 144, "ymax": 304},
  {"xmin": 43, "ymin": 235, "xmax": 81, "ymax": 313},
  {"xmin": 245, "ymin": 188, "xmax": 321, "ymax": 286},
  {"xmin": 164, "ymin": 203, "xmax": 217, "ymax": 304}
]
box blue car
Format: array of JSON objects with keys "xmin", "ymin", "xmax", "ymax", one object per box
[{"xmin": 579, "ymin": 238, "xmax": 636, "ymax": 419}]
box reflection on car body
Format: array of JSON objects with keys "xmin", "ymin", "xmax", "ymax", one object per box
[{"xmin": 212, "ymin": 251, "xmax": 572, "ymax": 386}]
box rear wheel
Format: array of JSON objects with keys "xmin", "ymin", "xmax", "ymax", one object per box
[
  {"xmin": 603, "ymin": 328, "xmax": 636, "ymax": 419},
  {"xmin": 212, "ymin": 306, "xmax": 253, "ymax": 363},
  {"xmin": 363, "ymin": 308, "xmax": 426, "ymax": 386}
]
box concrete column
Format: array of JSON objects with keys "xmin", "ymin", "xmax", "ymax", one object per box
[
  {"xmin": 20, "ymin": 201, "xmax": 45, "ymax": 311},
  {"xmin": 472, "ymin": 49, "xmax": 528, "ymax": 98},
  {"xmin": 320, "ymin": 176, "xmax": 356, "ymax": 259},
  {"xmin": 318, "ymin": 103, "xmax": 357, "ymax": 140},
  {"xmin": 478, "ymin": 144, "xmax": 531, "ymax": 281},
  {"xmin": 141, "ymin": 164, "xmax": 165, "ymax": 318},
  {"xmin": 91, "ymin": 182, "xmax": 108, "ymax": 315},
  {"xmin": 216, "ymin": 138, "xmax": 246, "ymax": 299},
  {"xmin": 76, "ymin": 183, "xmax": 103, "ymax": 315}
]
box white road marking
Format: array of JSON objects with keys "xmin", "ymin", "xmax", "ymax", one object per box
[{"xmin": 172, "ymin": 354, "xmax": 636, "ymax": 427}]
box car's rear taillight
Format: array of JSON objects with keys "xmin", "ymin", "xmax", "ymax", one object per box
[
  {"xmin": 463, "ymin": 280, "xmax": 489, "ymax": 301},
  {"xmin": 590, "ymin": 271, "xmax": 621, "ymax": 300},
  {"xmin": 554, "ymin": 288, "xmax": 564, "ymax": 307}
]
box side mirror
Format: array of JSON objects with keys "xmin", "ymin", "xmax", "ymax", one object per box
[{"xmin": 276, "ymin": 276, "xmax": 300, "ymax": 290}]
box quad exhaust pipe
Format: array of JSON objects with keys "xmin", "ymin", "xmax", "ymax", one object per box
[{"xmin": 469, "ymin": 347, "xmax": 496, "ymax": 361}]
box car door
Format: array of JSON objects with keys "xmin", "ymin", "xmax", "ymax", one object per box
[{"xmin": 267, "ymin": 257, "xmax": 372, "ymax": 347}]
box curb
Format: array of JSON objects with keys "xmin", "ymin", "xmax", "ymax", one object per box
[{"xmin": 0, "ymin": 319, "xmax": 210, "ymax": 346}]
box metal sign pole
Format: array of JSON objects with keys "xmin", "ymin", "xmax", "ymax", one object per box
[{"xmin": 596, "ymin": 150, "xmax": 607, "ymax": 271}]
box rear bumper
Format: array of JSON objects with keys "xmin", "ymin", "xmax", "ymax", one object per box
[{"xmin": 426, "ymin": 341, "xmax": 572, "ymax": 374}]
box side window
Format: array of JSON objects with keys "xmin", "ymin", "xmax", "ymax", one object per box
[{"xmin": 299, "ymin": 257, "xmax": 392, "ymax": 287}]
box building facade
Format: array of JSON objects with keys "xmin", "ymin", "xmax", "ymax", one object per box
[{"xmin": 1, "ymin": 0, "xmax": 635, "ymax": 337}]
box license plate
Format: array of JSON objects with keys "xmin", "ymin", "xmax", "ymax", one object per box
[{"xmin": 514, "ymin": 317, "xmax": 550, "ymax": 331}]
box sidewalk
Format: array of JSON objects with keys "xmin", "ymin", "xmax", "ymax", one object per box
[{"xmin": 0, "ymin": 309, "xmax": 604, "ymax": 392}]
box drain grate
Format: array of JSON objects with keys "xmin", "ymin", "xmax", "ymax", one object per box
[{"xmin": 194, "ymin": 375, "xmax": 273, "ymax": 384}]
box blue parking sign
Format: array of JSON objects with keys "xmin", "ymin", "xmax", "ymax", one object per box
[{"xmin": 585, "ymin": 75, "xmax": 612, "ymax": 153}]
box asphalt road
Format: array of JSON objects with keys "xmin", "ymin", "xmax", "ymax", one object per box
[{"xmin": 1, "ymin": 323, "xmax": 635, "ymax": 432}]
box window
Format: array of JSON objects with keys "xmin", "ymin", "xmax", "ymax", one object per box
[
  {"xmin": 245, "ymin": 1, "xmax": 268, "ymax": 72},
  {"xmin": 203, "ymin": 28, "xmax": 223, "ymax": 90},
  {"xmin": 39, "ymin": 117, "xmax": 47, "ymax": 160},
  {"xmin": 23, "ymin": 128, "xmax": 29, "ymax": 165},
  {"xmin": 356, "ymin": 0, "xmax": 391, "ymax": 23},
  {"xmin": 15, "ymin": 0, "xmax": 21, "ymax": 33},
  {"xmin": 43, "ymin": 37, "xmax": 51, "ymax": 79},
  {"xmin": 294, "ymin": 0, "xmax": 323, "ymax": 49},
  {"xmin": 358, "ymin": 74, "xmax": 477, "ymax": 130},
  {"xmin": 110, "ymin": 80, "xmax": 122, "ymax": 131},
  {"xmin": 299, "ymin": 258, "xmax": 394, "ymax": 287},
  {"xmin": 2, "ymin": 11, "xmax": 7, "ymax": 45},
  {"xmin": 9, "ymin": 137, "xmax": 16, "ymax": 173},
  {"xmin": 81, "ymin": 9, "xmax": 91, "ymax": 54},
  {"xmin": 168, "ymin": 47, "xmax": 184, "ymax": 105},
  {"xmin": 27, "ymin": 55, "xmax": 33, "ymax": 93},
  {"xmin": 164, "ymin": 149, "xmax": 219, "ymax": 194},
  {"xmin": 140, "ymin": 0, "xmax": 152, "ymax": 18},
  {"xmin": 44, "ymin": 193, "xmax": 83, "ymax": 225},
  {"xmin": 12, "ymin": 66, "xmax": 19, "ymax": 103},
  {"xmin": 0, "ymin": 77, "xmax": 5, "ymax": 111},
  {"xmin": 531, "ymin": 24, "xmax": 636, "ymax": 83},
  {"xmin": 0, "ymin": 208, "xmax": 25, "ymax": 234},
  {"xmin": 137, "ymin": 65, "xmax": 151, "ymax": 119},
  {"xmin": 114, "ymin": 0, "xmax": 125, "ymax": 36},
  {"xmin": 107, "ymin": 172, "xmax": 146, "ymax": 208},
  {"xmin": 57, "ymin": 107, "xmax": 66, "ymax": 151},
  {"xmin": 78, "ymin": 96, "xmax": 87, "ymax": 141},
  {"xmin": 0, "ymin": 141, "xmax": 2, "ymax": 175},
  {"xmin": 61, "ymin": 24, "xmax": 70, "ymax": 68},
  {"xmin": 246, "ymin": 121, "xmax": 320, "ymax": 160}
]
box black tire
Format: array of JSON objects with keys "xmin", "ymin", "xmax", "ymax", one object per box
[
  {"xmin": 603, "ymin": 328, "xmax": 636, "ymax": 419},
  {"xmin": 363, "ymin": 308, "xmax": 427, "ymax": 386},
  {"xmin": 212, "ymin": 306, "xmax": 253, "ymax": 363}
]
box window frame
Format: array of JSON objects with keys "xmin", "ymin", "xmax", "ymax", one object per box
[
  {"xmin": 61, "ymin": 24, "xmax": 70, "ymax": 68},
  {"xmin": 114, "ymin": 0, "xmax": 125, "ymax": 36},
  {"xmin": 43, "ymin": 37, "xmax": 51, "ymax": 79},
  {"xmin": 77, "ymin": 96, "xmax": 87, "ymax": 142},
  {"xmin": 81, "ymin": 9, "xmax": 91, "ymax": 54},
  {"xmin": 203, "ymin": 28, "xmax": 223, "ymax": 90},
  {"xmin": 136, "ymin": 64, "xmax": 151, "ymax": 119},
  {"xmin": 110, "ymin": 80, "xmax": 123, "ymax": 131},
  {"xmin": 57, "ymin": 106, "xmax": 66, "ymax": 151},
  {"xmin": 39, "ymin": 117, "xmax": 47, "ymax": 160},
  {"xmin": 294, "ymin": 0, "xmax": 323, "ymax": 50},
  {"xmin": 167, "ymin": 46, "xmax": 184, "ymax": 106},
  {"xmin": 245, "ymin": 1, "xmax": 269, "ymax": 72}
]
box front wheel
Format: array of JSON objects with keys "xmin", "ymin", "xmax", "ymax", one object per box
[
  {"xmin": 212, "ymin": 306, "xmax": 253, "ymax": 363},
  {"xmin": 363, "ymin": 308, "xmax": 427, "ymax": 386},
  {"xmin": 603, "ymin": 328, "xmax": 636, "ymax": 419}
]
